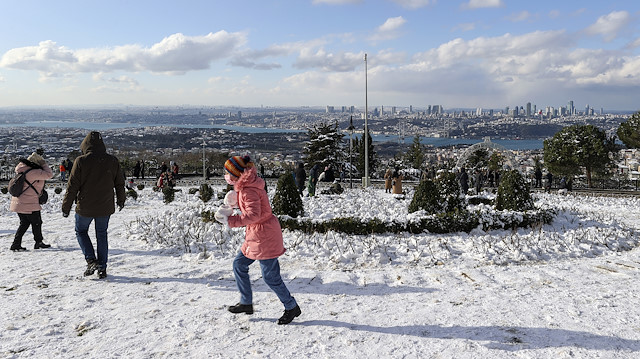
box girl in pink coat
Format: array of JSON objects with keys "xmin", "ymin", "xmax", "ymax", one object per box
[
  {"xmin": 9, "ymin": 152, "xmax": 54, "ymax": 251},
  {"xmin": 215, "ymin": 155, "xmax": 301, "ymax": 325}
]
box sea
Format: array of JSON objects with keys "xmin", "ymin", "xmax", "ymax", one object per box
[{"xmin": 1, "ymin": 120, "xmax": 543, "ymax": 150}]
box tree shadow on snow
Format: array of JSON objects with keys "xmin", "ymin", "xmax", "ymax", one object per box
[{"xmin": 294, "ymin": 320, "xmax": 640, "ymax": 352}]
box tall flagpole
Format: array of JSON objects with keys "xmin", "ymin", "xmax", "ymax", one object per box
[{"xmin": 364, "ymin": 53, "xmax": 369, "ymax": 187}]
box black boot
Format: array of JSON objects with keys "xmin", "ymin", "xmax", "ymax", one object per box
[
  {"xmin": 228, "ymin": 303, "xmax": 254, "ymax": 315},
  {"xmin": 277, "ymin": 305, "xmax": 301, "ymax": 325},
  {"xmin": 84, "ymin": 260, "xmax": 99, "ymax": 276},
  {"xmin": 34, "ymin": 241, "xmax": 51, "ymax": 249},
  {"xmin": 10, "ymin": 243, "xmax": 27, "ymax": 252},
  {"xmin": 97, "ymin": 269, "xmax": 107, "ymax": 279}
]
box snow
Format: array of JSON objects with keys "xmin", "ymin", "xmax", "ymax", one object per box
[{"xmin": 2, "ymin": 186, "xmax": 640, "ymax": 358}]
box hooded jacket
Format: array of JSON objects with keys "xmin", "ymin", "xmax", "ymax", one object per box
[
  {"xmin": 227, "ymin": 166, "xmax": 285, "ymax": 260},
  {"xmin": 62, "ymin": 131, "xmax": 125, "ymax": 217},
  {"xmin": 10, "ymin": 159, "xmax": 53, "ymax": 214}
]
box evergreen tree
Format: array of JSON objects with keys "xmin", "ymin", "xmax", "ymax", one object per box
[
  {"xmin": 302, "ymin": 121, "xmax": 344, "ymax": 170},
  {"xmin": 408, "ymin": 179, "xmax": 440, "ymax": 214},
  {"xmin": 466, "ymin": 148, "xmax": 489, "ymax": 170},
  {"xmin": 495, "ymin": 170, "xmax": 534, "ymax": 211},
  {"xmin": 272, "ymin": 173, "xmax": 304, "ymax": 218},
  {"xmin": 404, "ymin": 135, "xmax": 425, "ymax": 169},
  {"xmin": 543, "ymin": 124, "xmax": 615, "ymax": 187},
  {"xmin": 617, "ymin": 111, "xmax": 640, "ymax": 149},
  {"xmin": 353, "ymin": 131, "xmax": 379, "ymax": 177}
]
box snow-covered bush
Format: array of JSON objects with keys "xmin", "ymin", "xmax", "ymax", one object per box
[
  {"xmin": 272, "ymin": 172, "xmax": 304, "ymax": 218},
  {"xmin": 198, "ymin": 183, "xmax": 213, "ymax": 202},
  {"xmin": 408, "ymin": 179, "xmax": 440, "ymax": 214},
  {"xmin": 495, "ymin": 170, "xmax": 534, "ymax": 211}
]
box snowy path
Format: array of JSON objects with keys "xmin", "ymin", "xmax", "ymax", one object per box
[{"xmin": 1, "ymin": 190, "xmax": 640, "ymax": 358}]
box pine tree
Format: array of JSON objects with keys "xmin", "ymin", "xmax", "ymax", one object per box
[
  {"xmin": 408, "ymin": 179, "xmax": 440, "ymax": 214},
  {"xmin": 272, "ymin": 172, "xmax": 304, "ymax": 218},
  {"xmin": 617, "ymin": 111, "xmax": 640, "ymax": 149},
  {"xmin": 543, "ymin": 124, "xmax": 615, "ymax": 187},
  {"xmin": 302, "ymin": 121, "xmax": 345, "ymax": 170},
  {"xmin": 495, "ymin": 170, "xmax": 534, "ymax": 211},
  {"xmin": 404, "ymin": 135, "xmax": 425, "ymax": 170},
  {"xmin": 353, "ymin": 131, "xmax": 378, "ymax": 177}
]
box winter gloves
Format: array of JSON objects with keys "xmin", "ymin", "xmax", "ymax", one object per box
[
  {"xmin": 214, "ymin": 205, "xmax": 233, "ymax": 225},
  {"xmin": 224, "ymin": 190, "xmax": 238, "ymax": 208},
  {"xmin": 215, "ymin": 190, "xmax": 238, "ymax": 225}
]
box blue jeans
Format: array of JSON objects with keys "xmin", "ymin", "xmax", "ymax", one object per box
[
  {"xmin": 75, "ymin": 214, "xmax": 110, "ymax": 270},
  {"xmin": 232, "ymin": 251, "xmax": 297, "ymax": 310}
]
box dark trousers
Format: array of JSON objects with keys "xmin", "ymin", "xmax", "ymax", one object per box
[{"xmin": 14, "ymin": 211, "xmax": 43, "ymax": 245}]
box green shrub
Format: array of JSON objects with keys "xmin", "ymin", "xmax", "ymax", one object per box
[
  {"xmin": 126, "ymin": 188, "xmax": 138, "ymax": 200},
  {"xmin": 467, "ymin": 196, "xmax": 493, "ymax": 206},
  {"xmin": 408, "ymin": 179, "xmax": 441, "ymax": 214},
  {"xmin": 188, "ymin": 187, "xmax": 198, "ymax": 195},
  {"xmin": 201, "ymin": 210, "xmax": 215, "ymax": 223},
  {"xmin": 54, "ymin": 187, "xmax": 63, "ymax": 194},
  {"xmin": 137, "ymin": 184, "xmax": 145, "ymax": 191},
  {"xmin": 278, "ymin": 208, "xmax": 554, "ymax": 235},
  {"xmin": 162, "ymin": 186, "xmax": 175, "ymax": 204},
  {"xmin": 495, "ymin": 170, "xmax": 534, "ymax": 211},
  {"xmin": 436, "ymin": 171, "xmax": 465, "ymax": 213},
  {"xmin": 272, "ymin": 173, "xmax": 304, "ymax": 218},
  {"xmin": 198, "ymin": 184, "xmax": 214, "ymax": 202}
]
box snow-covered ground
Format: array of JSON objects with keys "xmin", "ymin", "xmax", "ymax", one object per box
[{"xmin": 2, "ymin": 185, "xmax": 640, "ymax": 358}]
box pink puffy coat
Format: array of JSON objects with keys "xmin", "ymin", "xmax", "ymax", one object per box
[
  {"xmin": 227, "ymin": 166, "xmax": 285, "ymax": 260},
  {"xmin": 10, "ymin": 161, "xmax": 53, "ymax": 214}
]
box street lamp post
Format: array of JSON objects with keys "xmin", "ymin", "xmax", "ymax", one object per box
[
  {"xmin": 202, "ymin": 138, "xmax": 206, "ymax": 180},
  {"xmin": 348, "ymin": 115, "xmax": 355, "ymax": 189},
  {"xmin": 363, "ymin": 53, "xmax": 370, "ymax": 187}
]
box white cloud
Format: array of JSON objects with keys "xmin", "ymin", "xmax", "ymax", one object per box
[
  {"xmin": 0, "ymin": 31, "xmax": 247, "ymax": 77},
  {"xmin": 452, "ymin": 22, "xmax": 477, "ymax": 32},
  {"xmin": 0, "ymin": 73, "xmax": 4, "ymax": 82},
  {"xmin": 548, "ymin": 10, "xmax": 560, "ymax": 19},
  {"xmin": 462, "ymin": 0, "xmax": 504, "ymax": 10},
  {"xmin": 294, "ymin": 48, "xmax": 365, "ymax": 72},
  {"xmin": 585, "ymin": 11, "xmax": 632, "ymax": 42},
  {"xmin": 507, "ymin": 11, "xmax": 534, "ymax": 23},
  {"xmin": 391, "ymin": 0, "xmax": 434, "ymax": 9},
  {"xmin": 369, "ymin": 16, "xmax": 407, "ymax": 43}
]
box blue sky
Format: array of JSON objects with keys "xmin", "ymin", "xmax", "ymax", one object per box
[{"xmin": 0, "ymin": 0, "xmax": 639, "ymax": 110}]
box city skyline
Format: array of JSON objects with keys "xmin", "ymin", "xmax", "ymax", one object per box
[{"xmin": 0, "ymin": 1, "xmax": 639, "ymax": 110}]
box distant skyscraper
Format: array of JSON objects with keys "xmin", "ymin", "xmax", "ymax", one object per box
[
  {"xmin": 326, "ymin": 106, "xmax": 334, "ymax": 113},
  {"xmin": 585, "ymin": 104, "xmax": 590, "ymax": 116},
  {"xmin": 427, "ymin": 105, "xmax": 432, "ymax": 115},
  {"xmin": 409, "ymin": 105, "xmax": 413, "ymax": 113},
  {"xmin": 526, "ymin": 102, "xmax": 531, "ymax": 117},
  {"xmin": 391, "ymin": 106, "xmax": 396, "ymax": 115},
  {"xmin": 568, "ymin": 100, "xmax": 574, "ymax": 115}
]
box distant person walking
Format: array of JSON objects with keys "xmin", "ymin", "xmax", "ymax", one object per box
[
  {"xmin": 58, "ymin": 162, "xmax": 66, "ymax": 182},
  {"xmin": 133, "ymin": 160, "xmax": 141, "ymax": 179},
  {"xmin": 384, "ymin": 168, "xmax": 393, "ymax": 193},
  {"xmin": 62, "ymin": 131, "xmax": 126, "ymax": 279},
  {"xmin": 459, "ymin": 167, "xmax": 469, "ymax": 195},
  {"xmin": 215, "ymin": 155, "xmax": 301, "ymax": 325},
  {"xmin": 308, "ymin": 164, "xmax": 320, "ymax": 197},
  {"xmin": 391, "ymin": 167, "xmax": 403, "ymax": 195},
  {"xmin": 534, "ymin": 167, "xmax": 542, "ymax": 188},
  {"xmin": 294, "ymin": 162, "xmax": 306, "ymax": 196},
  {"xmin": 9, "ymin": 152, "xmax": 54, "ymax": 251}
]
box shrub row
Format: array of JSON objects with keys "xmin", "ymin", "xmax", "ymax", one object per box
[{"xmin": 277, "ymin": 209, "xmax": 555, "ymax": 235}]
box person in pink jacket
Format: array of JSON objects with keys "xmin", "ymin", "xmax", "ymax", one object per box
[
  {"xmin": 215, "ymin": 155, "xmax": 301, "ymax": 325},
  {"xmin": 9, "ymin": 152, "xmax": 54, "ymax": 251}
]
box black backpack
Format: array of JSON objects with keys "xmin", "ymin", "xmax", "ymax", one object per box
[{"xmin": 8, "ymin": 168, "xmax": 36, "ymax": 197}]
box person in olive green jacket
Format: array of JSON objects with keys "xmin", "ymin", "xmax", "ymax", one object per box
[{"xmin": 62, "ymin": 131, "xmax": 126, "ymax": 279}]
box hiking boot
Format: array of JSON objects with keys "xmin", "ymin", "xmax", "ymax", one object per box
[
  {"xmin": 228, "ymin": 303, "xmax": 254, "ymax": 315},
  {"xmin": 84, "ymin": 260, "xmax": 99, "ymax": 276},
  {"xmin": 97, "ymin": 269, "xmax": 107, "ymax": 279},
  {"xmin": 10, "ymin": 245, "xmax": 27, "ymax": 252},
  {"xmin": 34, "ymin": 241, "xmax": 51, "ymax": 249},
  {"xmin": 277, "ymin": 305, "xmax": 301, "ymax": 325}
]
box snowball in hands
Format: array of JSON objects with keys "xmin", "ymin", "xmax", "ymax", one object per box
[
  {"xmin": 215, "ymin": 205, "xmax": 233, "ymax": 225},
  {"xmin": 224, "ymin": 190, "xmax": 238, "ymax": 208}
]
